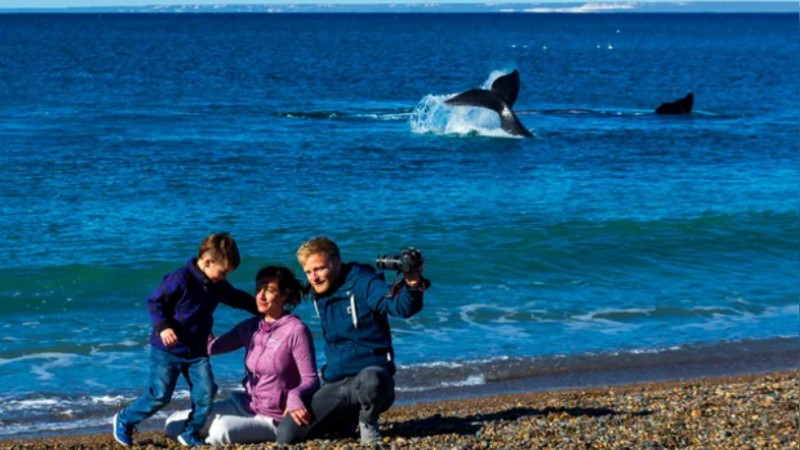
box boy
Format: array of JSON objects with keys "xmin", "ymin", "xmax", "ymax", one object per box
[{"xmin": 113, "ymin": 232, "xmax": 258, "ymax": 447}]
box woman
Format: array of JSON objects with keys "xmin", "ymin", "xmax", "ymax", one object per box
[{"xmin": 165, "ymin": 265, "xmax": 319, "ymax": 445}]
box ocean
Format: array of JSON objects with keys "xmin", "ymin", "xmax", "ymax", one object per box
[{"xmin": 0, "ymin": 12, "xmax": 797, "ymax": 439}]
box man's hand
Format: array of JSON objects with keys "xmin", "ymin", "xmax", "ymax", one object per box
[
  {"xmin": 404, "ymin": 271, "xmax": 423, "ymax": 288},
  {"xmin": 160, "ymin": 328, "xmax": 178, "ymax": 347},
  {"xmin": 404, "ymin": 262, "xmax": 431, "ymax": 291},
  {"xmin": 284, "ymin": 407, "xmax": 311, "ymax": 426}
]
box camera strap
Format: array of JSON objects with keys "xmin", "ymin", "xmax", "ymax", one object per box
[
  {"xmin": 386, "ymin": 277, "xmax": 407, "ymax": 298},
  {"xmin": 386, "ymin": 277, "xmax": 428, "ymax": 298}
]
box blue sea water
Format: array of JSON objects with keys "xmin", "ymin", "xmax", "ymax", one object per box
[{"xmin": 0, "ymin": 13, "xmax": 797, "ymax": 439}]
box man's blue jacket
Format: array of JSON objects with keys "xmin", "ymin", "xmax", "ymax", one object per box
[{"xmin": 311, "ymin": 262, "xmax": 424, "ymax": 382}]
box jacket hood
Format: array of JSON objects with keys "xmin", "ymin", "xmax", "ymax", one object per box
[
  {"xmin": 342, "ymin": 263, "xmax": 378, "ymax": 286},
  {"xmin": 258, "ymin": 312, "xmax": 301, "ymax": 332},
  {"xmin": 186, "ymin": 258, "xmax": 213, "ymax": 285},
  {"xmin": 312, "ymin": 262, "xmax": 381, "ymax": 301}
]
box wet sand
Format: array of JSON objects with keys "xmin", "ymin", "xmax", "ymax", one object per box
[{"xmin": 2, "ymin": 370, "xmax": 796, "ymax": 449}]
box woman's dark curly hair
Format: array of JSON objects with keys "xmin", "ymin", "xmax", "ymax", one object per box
[{"xmin": 254, "ymin": 265, "xmax": 303, "ymax": 310}]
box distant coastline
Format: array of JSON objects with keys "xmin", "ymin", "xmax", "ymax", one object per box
[{"xmin": 1, "ymin": 2, "xmax": 796, "ymax": 14}]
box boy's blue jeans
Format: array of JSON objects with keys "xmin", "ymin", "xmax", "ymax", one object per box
[{"xmin": 120, "ymin": 347, "xmax": 215, "ymax": 436}]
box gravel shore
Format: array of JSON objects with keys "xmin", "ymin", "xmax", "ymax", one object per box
[{"xmin": 2, "ymin": 370, "xmax": 796, "ymax": 449}]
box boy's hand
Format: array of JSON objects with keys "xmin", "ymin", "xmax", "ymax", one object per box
[{"xmin": 160, "ymin": 328, "xmax": 178, "ymax": 347}]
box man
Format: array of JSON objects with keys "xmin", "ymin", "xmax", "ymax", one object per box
[{"xmin": 278, "ymin": 237, "xmax": 426, "ymax": 445}]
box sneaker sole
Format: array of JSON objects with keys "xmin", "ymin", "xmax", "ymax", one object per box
[
  {"xmin": 112, "ymin": 413, "xmax": 130, "ymax": 447},
  {"xmin": 177, "ymin": 434, "xmax": 203, "ymax": 447}
]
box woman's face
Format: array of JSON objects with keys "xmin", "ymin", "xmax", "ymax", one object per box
[{"xmin": 255, "ymin": 279, "xmax": 287, "ymax": 317}]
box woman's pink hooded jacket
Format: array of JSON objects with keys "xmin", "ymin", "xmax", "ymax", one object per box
[{"xmin": 208, "ymin": 313, "xmax": 319, "ymax": 420}]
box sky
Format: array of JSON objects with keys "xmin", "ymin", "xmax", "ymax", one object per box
[{"xmin": 1, "ymin": 0, "xmax": 793, "ymax": 9}]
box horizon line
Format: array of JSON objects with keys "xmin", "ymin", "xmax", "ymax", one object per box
[{"xmin": 1, "ymin": 2, "xmax": 797, "ymax": 14}]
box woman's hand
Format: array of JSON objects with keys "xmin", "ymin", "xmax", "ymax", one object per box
[{"xmin": 285, "ymin": 407, "xmax": 311, "ymax": 426}]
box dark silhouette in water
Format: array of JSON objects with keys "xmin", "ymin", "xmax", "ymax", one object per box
[
  {"xmin": 655, "ymin": 93, "xmax": 694, "ymax": 114},
  {"xmin": 444, "ymin": 70, "xmax": 533, "ymax": 137}
]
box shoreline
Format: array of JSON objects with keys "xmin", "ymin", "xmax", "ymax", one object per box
[
  {"xmin": 394, "ymin": 336, "xmax": 799, "ymax": 406},
  {"xmin": 1, "ymin": 336, "xmax": 796, "ymax": 442},
  {"xmin": 2, "ymin": 370, "xmax": 796, "ymax": 448}
]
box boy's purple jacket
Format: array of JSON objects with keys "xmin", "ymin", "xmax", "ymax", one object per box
[
  {"xmin": 208, "ymin": 313, "xmax": 319, "ymax": 420},
  {"xmin": 147, "ymin": 259, "xmax": 258, "ymax": 358}
]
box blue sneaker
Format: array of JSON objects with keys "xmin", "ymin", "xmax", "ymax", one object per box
[
  {"xmin": 177, "ymin": 430, "xmax": 205, "ymax": 447},
  {"xmin": 112, "ymin": 412, "xmax": 135, "ymax": 447}
]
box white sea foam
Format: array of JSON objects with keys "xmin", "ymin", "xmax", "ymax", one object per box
[
  {"xmin": 32, "ymin": 365, "xmax": 55, "ymax": 381},
  {"xmin": 567, "ymin": 308, "xmax": 649, "ymax": 334},
  {"xmin": 628, "ymin": 346, "xmax": 681, "ymax": 355},
  {"xmin": 83, "ymin": 379, "xmax": 108, "ymax": 389},
  {"xmin": 0, "ymin": 352, "xmax": 77, "ymax": 367},
  {"xmin": 398, "ymin": 360, "xmax": 465, "ymax": 370},
  {"xmin": 396, "ymin": 374, "xmax": 486, "ymax": 392},
  {"xmin": 457, "ymin": 303, "xmax": 528, "ymax": 330},
  {"xmin": 7, "ymin": 398, "xmax": 60, "ymax": 409},
  {"xmin": 572, "ymin": 308, "xmax": 654, "ymax": 321},
  {"xmin": 444, "ymin": 374, "xmax": 485, "ymax": 387},
  {"xmin": 172, "ymin": 390, "xmax": 191, "ymax": 400},
  {"xmin": 674, "ymin": 307, "xmax": 761, "ymax": 332},
  {"xmin": 91, "ymin": 394, "xmax": 128, "ymax": 405},
  {"xmin": 399, "ymin": 355, "xmax": 514, "ymax": 371},
  {"xmin": 0, "ymin": 417, "xmax": 108, "ymax": 437},
  {"xmin": 765, "ymin": 304, "xmax": 800, "ymax": 315}
]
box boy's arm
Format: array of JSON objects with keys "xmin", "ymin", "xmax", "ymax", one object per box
[
  {"xmin": 146, "ymin": 274, "xmax": 182, "ymax": 333},
  {"xmin": 218, "ymin": 282, "xmax": 259, "ymax": 316},
  {"xmin": 366, "ymin": 274, "xmax": 424, "ymax": 318}
]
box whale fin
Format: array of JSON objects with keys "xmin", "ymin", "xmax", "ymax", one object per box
[
  {"xmin": 655, "ymin": 92, "xmax": 693, "ymax": 114},
  {"xmin": 501, "ymin": 111, "xmax": 534, "ymax": 137},
  {"xmin": 445, "ymin": 89, "xmax": 532, "ymax": 137},
  {"xmin": 444, "ymin": 70, "xmax": 532, "ymax": 137},
  {"xmin": 490, "ymin": 69, "xmax": 520, "ymax": 108},
  {"xmin": 445, "ymin": 89, "xmax": 506, "ymax": 114}
]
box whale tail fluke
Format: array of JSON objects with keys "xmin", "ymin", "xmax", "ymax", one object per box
[
  {"xmin": 444, "ymin": 89, "xmax": 505, "ymax": 112},
  {"xmin": 495, "ymin": 108, "xmax": 533, "ymax": 137},
  {"xmin": 490, "ymin": 69, "xmax": 520, "ymax": 108},
  {"xmin": 655, "ymin": 92, "xmax": 693, "ymax": 114},
  {"xmin": 444, "ymin": 70, "xmax": 532, "ymax": 137}
]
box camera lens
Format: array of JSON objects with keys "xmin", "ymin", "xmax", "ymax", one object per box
[{"xmin": 376, "ymin": 254, "xmax": 401, "ymax": 271}]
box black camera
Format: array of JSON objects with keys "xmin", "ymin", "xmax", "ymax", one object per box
[{"xmin": 376, "ymin": 247, "xmax": 424, "ymax": 274}]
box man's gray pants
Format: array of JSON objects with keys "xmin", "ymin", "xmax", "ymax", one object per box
[{"xmin": 277, "ymin": 366, "xmax": 395, "ymax": 444}]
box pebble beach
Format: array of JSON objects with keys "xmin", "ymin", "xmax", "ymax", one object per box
[{"xmin": 2, "ymin": 370, "xmax": 796, "ymax": 449}]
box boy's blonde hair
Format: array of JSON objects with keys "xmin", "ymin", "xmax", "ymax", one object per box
[
  {"xmin": 297, "ymin": 237, "xmax": 340, "ymax": 265},
  {"xmin": 198, "ymin": 232, "xmax": 241, "ymax": 269}
]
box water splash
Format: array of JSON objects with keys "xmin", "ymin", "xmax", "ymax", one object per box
[
  {"xmin": 409, "ymin": 94, "xmax": 521, "ymax": 138},
  {"xmin": 409, "ymin": 69, "xmax": 530, "ymax": 138}
]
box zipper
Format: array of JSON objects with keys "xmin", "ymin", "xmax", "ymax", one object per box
[
  {"xmin": 249, "ymin": 323, "xmax": 270, "ymax": 376},
  {"xmin": 349, "ymin": 293, "xmax": 358, "ymax": 328}
]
